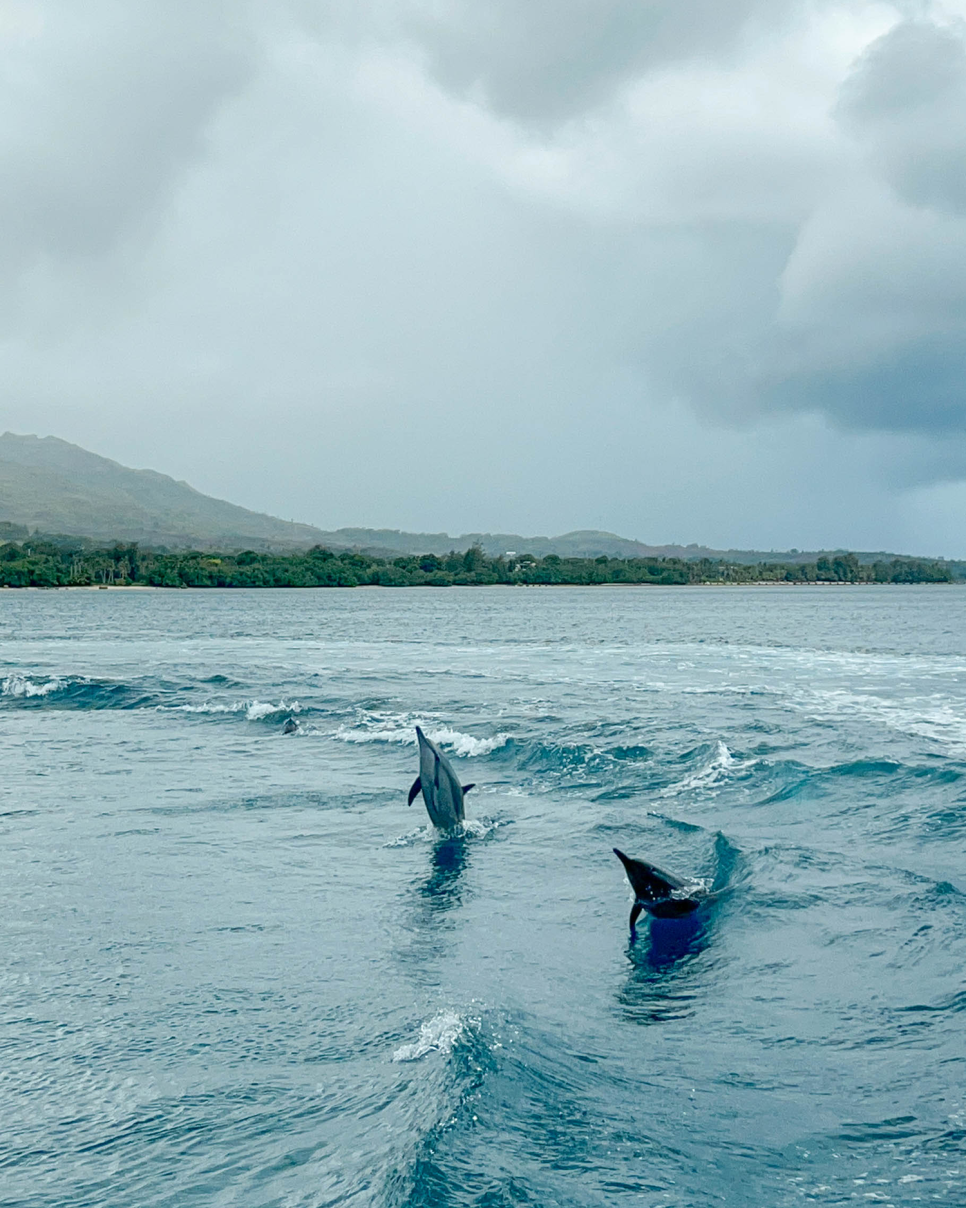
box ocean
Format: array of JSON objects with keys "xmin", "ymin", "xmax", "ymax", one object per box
[{"xmin": 2, "ymin": 585, "xmax": 965, "ymax": 1207}]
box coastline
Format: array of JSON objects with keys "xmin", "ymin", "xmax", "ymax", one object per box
[{"xmin": 3, "ymin": 580, "xmax": 959, "ymax": 592}]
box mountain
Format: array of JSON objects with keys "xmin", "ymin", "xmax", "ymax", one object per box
[
  {"xmin": 0, "ymin": 433, "xmax": 331, "ymax": 550},
  {"xmin": 0, "ymin": 432, "xmax": 934, "ymax": 566}
]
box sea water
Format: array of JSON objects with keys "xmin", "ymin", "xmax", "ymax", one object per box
[{"xmin": 2, "ymin": 585, "xmax": 965, "ymax": 1207}]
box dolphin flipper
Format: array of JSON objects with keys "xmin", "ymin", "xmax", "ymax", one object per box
[
  {"xmin": 629, "ymin": 901, "xmax": 644, "ymax": 939},
  {"xmin": 461, "ymin": 783, "xmax": 475, "ymax": 794},
  {"xmin": 408, "ymin": 777, "xmax": 422, "ymax": 806}
]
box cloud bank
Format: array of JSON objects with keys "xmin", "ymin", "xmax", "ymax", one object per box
[{"xmin": 1, "ymin": 0, "xmax": 964, "ymax": 553}]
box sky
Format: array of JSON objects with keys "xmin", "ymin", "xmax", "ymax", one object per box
[{"xmin": 2, "ymin": 0, "xmax": 966, "ymax": 555}]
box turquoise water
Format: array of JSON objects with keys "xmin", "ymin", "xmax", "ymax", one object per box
[{"xmin": 2, "ymin": 585, "xmax": 965, "ymax": 1207}]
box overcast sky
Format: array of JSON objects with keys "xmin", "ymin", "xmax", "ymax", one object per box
[{"xmin": 2, "ymin": 0, "xmax": 966, "ymax": 554}]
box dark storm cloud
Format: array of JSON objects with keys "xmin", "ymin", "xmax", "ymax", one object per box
[
  {"xmin": 588, "ymin": 16, "xmax": 966, "ymax": 443},
  {"xmin": 758, "ymin": 19, "xmax": 966, "ymax": 437},
  {"xmin": 838, "ymin": 19, "xmax": 966, "ymax": 214}
]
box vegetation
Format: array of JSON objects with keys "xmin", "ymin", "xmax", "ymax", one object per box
[{"xmin": 0, "ymin": 540, "xmax": 958, "ymax": 588}]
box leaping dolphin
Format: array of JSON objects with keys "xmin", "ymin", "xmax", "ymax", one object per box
[
  {"xmin": 408, "ymin": 725, "xmax": 475, "ymax": 831},
  {"xmin": 613, "ymin": 848, "xmax": 702, "ymax": 937}
]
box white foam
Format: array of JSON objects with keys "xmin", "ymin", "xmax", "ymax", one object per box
[
  {"xmin": 1, "ymin": 674, "xmax": 64, "ymax": 698},
  {"xmin": 392, "ymin": 1010, "xmax": 467, "ymax": 1062},
  {"xmin": 337, "ymin": 721, "xmax": 416, "ymax": 745},
  {"xmin": 163, "ymin": 701, "xmax": 246, "ymax": 715},
  {"xmin": 336, "ymin": 712, "xmax": 508, "ymax": 756},
  {"xmin": 430, "ymin": 727, "xmax": 509, "ymax": 757},
  {"xmin": 158, "ymin": 699, "xmax": 301, "ymax": 720},
  {"xmin": 800, "ymin": 687, "xmax": 966, "ymax": 757},
  {"xmin": 660, "ymin": 740, "xmax": 756, "ymax": 797},
  {"xmin": 245, "ymin": 699, "xmax": 300, "ymax": 721}
]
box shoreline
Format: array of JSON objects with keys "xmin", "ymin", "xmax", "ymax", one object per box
[{"xmin": 3, "ymin": 580, "xmax": 959, "ymax": 592}]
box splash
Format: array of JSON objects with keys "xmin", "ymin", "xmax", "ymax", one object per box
[
  {"xmin": 392, "ymin": 1011, "xmax": 469, "ymax": 1062},
  {"xmin": 383, "ymin": 824, "xmax": 435, "ymax": 848},
  {"xmin": 384, "ymin": 817, "xmax": 509, "ymax": 848}
]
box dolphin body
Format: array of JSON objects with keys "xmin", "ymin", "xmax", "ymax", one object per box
[
  {"xmin": 613, "ymin": 848, "xmax": 702, "ymax": 937},
  {"xmin": 408, "ymin": 725, "xmax": 475, "ymax": 831}
]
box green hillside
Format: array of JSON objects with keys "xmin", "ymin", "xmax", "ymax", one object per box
[
  {"xmin": 1, "ymin": 433, "xmax": 952, "ymax": 568},
  {"xmin": 0, "ymin": 433, "xmax": 332, "ymax": 550}
]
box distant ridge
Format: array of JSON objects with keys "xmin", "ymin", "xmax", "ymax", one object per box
[
  {"xmin": 0, "ymin": 432, "xmax": 938, "ymax": 565},
  {"xmin": 321, "ymin": 527, "xmax": 912, "ymax": 567}
]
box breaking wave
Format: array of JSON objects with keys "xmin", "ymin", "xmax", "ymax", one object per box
[
  {"xmin": 660, "ymin": 740, "xmax": 756, "ymax": 797},
  {"xmin": 0, "ymin": 674, "xmax": 152, "ymax": 710},
  {"xmin": 336, "ymin": 711, "xmax": 509, "ymax": 756},
  {"xmin": 2, "ymin": 674, "xmax": 63, "ymax": 698}
]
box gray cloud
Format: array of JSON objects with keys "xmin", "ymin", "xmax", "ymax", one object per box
[
  {"xmin": 838, "ymin": 19, "xmax": 966, "ymax": 214},
  {"xmin": 0, "ymin": 1, "xmax": 252, "ymax": 273},
  {"xmin": 396, "ymin": 0, "xmax": 779, "ymax": 123},
  {"xmin": 2, "ymin": 0, "xmax": 966, "ymax": 553}
]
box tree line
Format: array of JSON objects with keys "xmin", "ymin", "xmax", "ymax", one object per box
[{"xmin": 0, "ymin": 540, "xmax": 957, "ymax": 588}]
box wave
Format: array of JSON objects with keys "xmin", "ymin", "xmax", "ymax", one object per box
[
  {"xmin": 660, "ymin": 740, "xmax": 756, "ymax": 797},
  {"xmin": 392, "ymin": 1010, "xmax": 472, "ymax": 1062},
  {"xmin": 336, "ymin": 711, "xmax": 509, "ymax": 757},
  {"xmin": 509, "ymin": 737, "xmax": 653, "ymax": 777},
  {"xmin": 0, "ymin": 673, "xmax": 151, "ymax": 710}
]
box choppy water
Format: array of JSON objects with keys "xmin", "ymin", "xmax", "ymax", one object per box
[{"xmin": 2, "ymin": 585, "xmax": 966, "ymax": 1208}]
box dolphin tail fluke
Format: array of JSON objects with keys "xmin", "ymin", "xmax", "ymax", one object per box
[
  {"xmin": 461, "ymin": 783, "xmax": 475, "ymax": 794},
  {"xmin": 408, "ymin": 777, "xmax": 422, "ymax": 806}
]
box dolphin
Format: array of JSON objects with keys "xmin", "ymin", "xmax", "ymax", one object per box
[
  {"xmin": 281, "ymin": 717, "xmax": 299, "ymax": 734},
  {"xmin": 613, "ymin": 848, "xmax": 702, "ymax": 937},
  {"xmin": 408, "ymin": 725, "xmax": 475, "ymax": 831}
]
